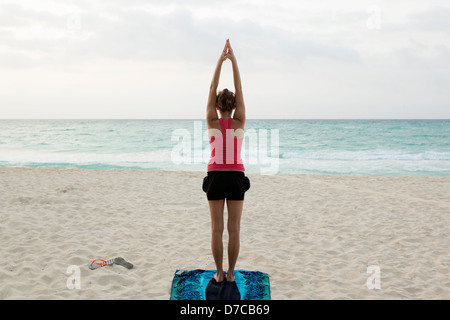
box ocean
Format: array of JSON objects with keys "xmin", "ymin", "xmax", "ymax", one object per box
[{"xmin": 0, "ymin": 119, "xmax": 449, "ymax": 176}]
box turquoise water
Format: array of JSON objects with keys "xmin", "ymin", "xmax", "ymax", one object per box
[{"xmin": 0, "ymin": 119, "xmax": 449, "ymax": 176}]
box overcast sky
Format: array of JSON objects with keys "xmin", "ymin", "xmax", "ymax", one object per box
[{"xmin": 0, "ymin": 0, "xmax": 449, "ymax": 119}]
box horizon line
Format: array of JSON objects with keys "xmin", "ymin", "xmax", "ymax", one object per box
[{"xmin": 0, "ymin": 118, "xmax": 449, "ymax": 121}]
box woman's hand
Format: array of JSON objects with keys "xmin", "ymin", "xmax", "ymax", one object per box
[
  {"xmin": 218, "ymin": 40, "xmax": 229, "ymax": 63},
  {"xmin": 226, "ymin": 39, "xmax": 237, "ymax": 63}
]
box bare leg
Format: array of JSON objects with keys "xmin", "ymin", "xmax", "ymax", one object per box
[
  {"xmin": 226, "ymin": 200, "xmax": 243, "ymax": 282},
  {"xmin": 209, "ymin": 200, "xmax": 225, "ymax": 282}
]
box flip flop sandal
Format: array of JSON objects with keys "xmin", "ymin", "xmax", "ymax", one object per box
[
  {"xmin": 88, "ymin": 257, "xmax": 133, "ymax": 270},
  {"xmin": 88, "ymin": 258, "xmax": 115, "ymax": 270},
  {"xmin": 114, "ymin": 257, "xmax": 133, "ymax": 269},
  {"xmin": 89, "ymin": 258, "xmax": 107, "ymax": 270}
]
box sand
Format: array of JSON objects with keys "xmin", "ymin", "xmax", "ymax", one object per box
[{"xmin": 0, "ymin": 167, "xmax": 449, "ymax": 300}]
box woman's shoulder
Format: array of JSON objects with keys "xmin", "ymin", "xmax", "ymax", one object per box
[{"xmin": 231, "ymin": 117, "xmax": 245, "ymax": 130}]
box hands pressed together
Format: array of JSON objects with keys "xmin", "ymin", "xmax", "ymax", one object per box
[{"xmin": 219, "ymin": 39, "xmax": 236, "ymax": 63}]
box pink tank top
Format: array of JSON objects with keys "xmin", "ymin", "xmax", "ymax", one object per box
[{"xmin": 207, "ymin": 118, "xmax": 245, "ymax": 171}]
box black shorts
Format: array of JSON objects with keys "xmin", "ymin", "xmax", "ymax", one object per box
[{"xmin": 202, "ymin": 171, "xmax": 250, "ymax": 201}]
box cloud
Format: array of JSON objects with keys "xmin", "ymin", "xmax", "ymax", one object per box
[
  {"xmin": 407, "ymin": 6, "xmax": 450, "ymax": 31},
  {"xmin": 1, "ymin": 0, "xmax": 449, "ymax": 118},
  {"xmin": 0, "ymin": 1, "xmax": 361, "ymax": 70}
]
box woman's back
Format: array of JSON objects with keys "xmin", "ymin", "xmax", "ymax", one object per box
[{"xmin": 207, "ymin": 117, "xmax": 245, "ymax": 172}]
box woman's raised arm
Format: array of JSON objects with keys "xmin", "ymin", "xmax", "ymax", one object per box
[
  {"xmin": 206, "ymin": 41, "xmax": 229, "ymax": 125},
  {"xmin": 227, "ymin": 40, "xmax": 246, "ymax": 124}
]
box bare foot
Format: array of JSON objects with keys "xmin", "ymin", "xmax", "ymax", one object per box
[
  {"xmin": 226, "ymin": 270, "xmax": 235, "ymax": 282},
  {"xmin": 214, "ymin": 271, "xmax": 224, "ymax": 282}
]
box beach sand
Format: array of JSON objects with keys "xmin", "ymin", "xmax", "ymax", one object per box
[{"xmin": 0, "ymin": 167, "xmax": 449, "ymax": 299}]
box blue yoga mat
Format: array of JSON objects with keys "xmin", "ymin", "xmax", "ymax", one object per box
[{"xmin": 170, "ymin": 269, "xmax": 270, "ymax": 300}]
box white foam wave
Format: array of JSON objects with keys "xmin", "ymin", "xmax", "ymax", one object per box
[
  {"xmin": 0, "ymin": 150, "xmax": 173, "ymax": 164},
  {"xmin": 279, "ymin": 150, "xmax": 450, "ymax": 161}
]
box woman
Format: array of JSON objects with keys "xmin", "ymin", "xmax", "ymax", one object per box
[{"xmin": 202, "ymin": 39, "xmax": 250, "ymax": 283}]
